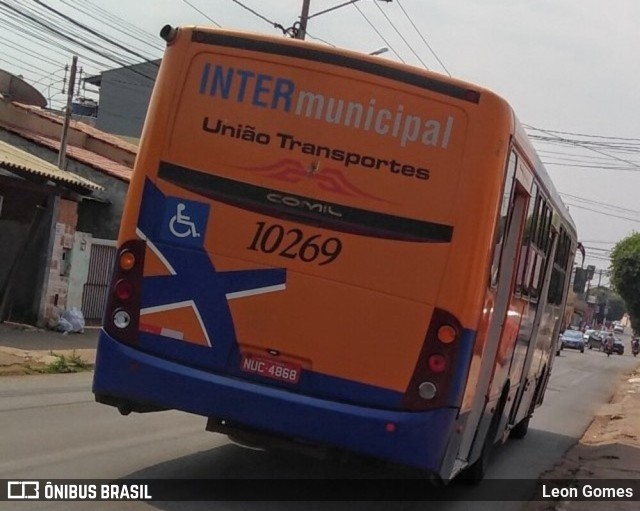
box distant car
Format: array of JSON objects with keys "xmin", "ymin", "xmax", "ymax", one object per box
[
  {"xmin": 613, "ymin": 337, "xmax": 624, "ymax": 355},
  {"xmin": 586, "ymin": 331, "xmax": 604, "ymax": 350},
  {"xmin": 560, "ymin": 330, "xmax": 585, "ymax": 353},
  {"xmin": 613, "ymin": 324, "xmax": 624, "ymax": 334},
  {"xmin": 583, "ymin": 329, "xmax": 597, "ymax": 343}
]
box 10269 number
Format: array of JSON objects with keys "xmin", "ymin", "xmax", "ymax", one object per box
[{"xmin": 247, "ymin": 221, "xmax": 342, "ymax": 265}]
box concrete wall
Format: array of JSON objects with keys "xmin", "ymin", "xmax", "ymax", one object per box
[
  {"xmin": 95, "ymin": 61, "xmax": 159, "ymax": 138},
  {"xmin": 41, "ymin": 199, "xmax": 78, "ymax": 325},
  {"xmin": 67, "ymin": 231, "xmax": 92, "ymax": 310}
]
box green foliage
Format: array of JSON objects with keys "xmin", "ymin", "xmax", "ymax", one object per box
[
  {"xmin": 606, "ymin": 295, "xmax": 626, "ymax": 322},
  {"xmin": 588, "ymin": 286, "xmax": 626, "ymax": 324},
  {"xmin": 41, "ymin": 352, "xmax": 91, "ymax": 374},
  {"xmin": 609, "ymin": 232, "xmax": 640, "ymax": 333}
]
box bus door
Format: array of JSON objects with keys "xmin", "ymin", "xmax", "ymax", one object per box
[
  {"xmin": 456, "ymin": 154, "xmax": 529, "ymax": 471},
  {"xmin": 507, "ymin": 226, "xmax": 558, "ymax": 428}
]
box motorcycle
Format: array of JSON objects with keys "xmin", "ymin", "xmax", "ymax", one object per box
[
  {"xmin": 632, "ymin": 339, "xmax": 640, "ymax": 357},
  {"xmin": 605, "ymin": 342, "xmax": 614, "ymax": 357}
]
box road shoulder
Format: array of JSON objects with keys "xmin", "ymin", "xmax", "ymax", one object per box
[{"xmin": 525, "ymin": 362, "xmax": 640, "ymax": 510}]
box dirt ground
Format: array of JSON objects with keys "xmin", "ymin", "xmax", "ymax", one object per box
[
  {"xmin": 524, "ymin": 364, "xmax": 640, "ymax": 510},
  {"xmin": 0, "ymin": 345, "xmax": 96, "ymax": 375}
]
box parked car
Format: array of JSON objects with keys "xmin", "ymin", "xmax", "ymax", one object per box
[
  {"xmin": 560, "ymin": 330, "xmax": 585, "ymax": 353},
  {"xmin": 613, "ymin": 323, "xmax": 624, "ymax": 334}
]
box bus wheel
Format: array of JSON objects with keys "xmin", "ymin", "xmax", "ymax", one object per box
[
  {"xmin": 460, "ymin": 385, "xmax": 509, "ymax": 484},
  {"xmin": 510, "ymin": 416, "xmax": 530, "ymax": 439},
  {"xmin": 460, "ymin": 446, "xmax": 489, "ymax": 483}
]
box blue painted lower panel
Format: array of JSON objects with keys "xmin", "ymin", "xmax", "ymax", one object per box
[{"xmin": 93, "ymin": 331, "xmax": 458, "ymax": 473}]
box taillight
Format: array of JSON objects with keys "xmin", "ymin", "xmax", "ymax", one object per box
[
  {"xmin": 427, "ymin": 353, "xmax": 448, "ymax": 373},
  {"xmin": 103, "ymin": 240, "xmax": 145, "ymax": 344},
  {"xmin": 402, "ymin": 308, "xmax": 463, "ymax": 410},
  {"xmin": 114, "ymin": 279, "xmax": 134, "ymax": 301},
  {"xmin": 119, "ymin": 250, "xmax": 136, "ymax": 271}
]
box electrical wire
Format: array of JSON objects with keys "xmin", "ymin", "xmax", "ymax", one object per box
[
  {"xmin": 0, "ymin": 0, "xmax": 157, "ymax": 82},
  {"xmin": 181, "ymin": 0, "xmax": 222, "ymax": 27},
  {"xmin": 525, "ymin": 124, "xmax": 640, "ymax": 171},
  {"xmin": 560, "ymin": 193, "xmax": 640, "ymax": 216},
  {"xmin": 78, "ymin": 0, "xmax": 163, "ymax": 51},
  {"xmin": 33, "ymin": 0, "xmax": 159, "ymax": 66},
  {"xmin": 228, "ymin": 0, "xmax": 286, "ymax": 34},
  {"xmin": 373, "ymin": 1, "xmax": 430, "ymax": 69},
  {"xmin": 396, "ymin": 0, "xmax": 450, "ymax": 76},
  {"xmin": 352, "ymin": 2, "xmax": 405, "ymax": 63},
  {"xmin": 562, "ymin": 202, "xmax": 640, "ymax": 224}
]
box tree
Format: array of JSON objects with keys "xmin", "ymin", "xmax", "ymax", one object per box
[{"xmin": 609, "ymin": 232, "xmax": 640, "ymax": 334}]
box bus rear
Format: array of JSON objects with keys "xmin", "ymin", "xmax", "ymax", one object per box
[{"xmin": 93, "ymin": 26, "xmax": 506, "ymax": 474}]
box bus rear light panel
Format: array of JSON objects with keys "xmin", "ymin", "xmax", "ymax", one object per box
[
  {"xmin": 402, "ymin": 308, "xmax": 462, "ymax": 410},
  {"xmin": 104, "ymin": 240, "xmax": 145, "ymax": 344}
]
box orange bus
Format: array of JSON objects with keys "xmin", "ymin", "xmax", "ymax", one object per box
[{"xmin": 93, "ymin": 25, "xmax": 577, "ymax": 481}]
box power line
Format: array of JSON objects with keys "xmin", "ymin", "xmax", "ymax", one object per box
[
  {"xmin": 373, "ymin": 1, "xmax": 430, "ymax": 69},
  {"xmin": 352, "ymin": 2, "xmax": 405, "ymax": 63},
  {"xmin": 395, "ymin": 0, "xmax": 450, "ymax": 76},
  {"xmin": 228, "ymin": 0, "xmax": 286, "ymax": 34},
  {"xmin": 525, "ymin": 124, "xmax": 640, "ymax": 171},
  {"xmin": 563, "ymin": 202, "xmax": 640, "ymax": 224},
  {"xmin": 0, "ymin": 0, "xmax": 157, "ymax": 82},
  {"xmin": 62, "ymin": 0, "xmax": 164, "ymax": 53},
  {"xmin": 181, "ymin": 0, "xmax": 221, "ymax": 27},
  {"xmin": 33, "ymin": 0, "xmax": 159, "ymax": 66},
  {"xmin": 560, "ymin": 193, "xmax": 640, "ymax": 216}
]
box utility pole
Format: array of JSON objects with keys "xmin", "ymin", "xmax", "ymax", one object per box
[
  {"xmin": 296, "ymin": 0, "xmax": 311, "ymax": 40},
  {"xmin": 58, "ymin": 55, "xmax": 78, "ymax": 170}
]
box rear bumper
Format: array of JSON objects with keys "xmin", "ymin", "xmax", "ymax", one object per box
[{"xmin": 93, "ymin": 330, "xmax": 457, "ymax": 473}]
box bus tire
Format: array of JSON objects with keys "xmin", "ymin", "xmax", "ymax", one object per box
[
  {"xmin": 510, "ymin": 416, "xmax": 530, "ymax": 439},
  {"xmin": 460, "ymin": 384, "xmax": 509, "ymax": 484}
]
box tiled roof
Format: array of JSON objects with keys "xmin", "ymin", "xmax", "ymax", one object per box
[
  {"xmin": 4, "ymin": 127, "xmax": 132, "ymax": 183},
  {"xmin": 12, "ymin": 102, "xmax": 138, "ymax": 154},
  {"xmin": 0, "ymin": 139, "xmax": 102, "ymax": 192}
]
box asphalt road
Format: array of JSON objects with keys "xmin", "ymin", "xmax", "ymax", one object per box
[{"xmin": 0, "ymin": 343, "xmax": 638, "ymax": 511}]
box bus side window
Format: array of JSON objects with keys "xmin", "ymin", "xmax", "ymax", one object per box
[
  {"xmin": 548, "ymin": 229, "xmax": 571, "ymax": 305},
  {"xmin": 531, "ymin": 201, "xmax": 553, "ymax": 297},
  {"xmin": 515, "ymin": 184, "xmax": 538, "ymax": 295},
  {"xmin": 490, "ymin": 150, "xmax": 518, "ymax": 288}
]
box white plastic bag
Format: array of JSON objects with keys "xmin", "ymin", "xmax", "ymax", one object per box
[
  {"xmin": 56, "ymin": 316, "xmax": 73, "ymax": 333},
  {"xmin": 60, "ymin": 307, "xmax": 85, "ymax": 333}
]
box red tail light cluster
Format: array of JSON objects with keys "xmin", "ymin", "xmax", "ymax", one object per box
[
  {"xmin": 402, "ymin": 308, "xmax": 462, "ymax": 411},
  {"xmin": 104, "ymin": 240, "xmax": 145, "ymax": 344}
]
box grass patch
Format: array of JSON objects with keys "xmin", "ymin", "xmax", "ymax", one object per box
[{"xmin": 41, "ymin": 352, "xmax": 91, "ymax": 374}]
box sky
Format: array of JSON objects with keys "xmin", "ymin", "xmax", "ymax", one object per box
[{"xmin": 1, "ymin": 0, "xmax": 640, "ymax": 284}]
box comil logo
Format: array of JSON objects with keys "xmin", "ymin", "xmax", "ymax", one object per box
[{"xmin": 7, "ymin": 481, "xmax": 39, "ymax": 499}]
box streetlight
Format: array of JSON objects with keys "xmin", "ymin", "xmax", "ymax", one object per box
[{"xmin": 369, "ymin": 47, "xmax": 388, "ymax": 56}]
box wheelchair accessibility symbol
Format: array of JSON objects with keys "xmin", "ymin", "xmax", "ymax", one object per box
[
  {"xmin": 169, "ymin": 203, "xmax": 201, "ymax": 238},
  {"xmin": 161, "ymin": 196, "xmax": 209, "ymax": 247}
]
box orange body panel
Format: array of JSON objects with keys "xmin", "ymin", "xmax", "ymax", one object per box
[{"xmin": 119, "ymin": 27, "xmax": 516, "ymax": 399}]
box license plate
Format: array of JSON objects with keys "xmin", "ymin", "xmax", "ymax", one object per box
[{"xmin": 240, "ymin": 354, "xmax": 301, "ymax": 384}]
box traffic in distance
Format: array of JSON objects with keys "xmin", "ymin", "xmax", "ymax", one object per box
[{"xmin": 558, "ymin": 322, "xmax": 638, "ymax": 357}]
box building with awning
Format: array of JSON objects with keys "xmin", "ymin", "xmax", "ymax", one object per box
[
  {"xmin": 0, "ymin": 139, "xmax": 103, "ymax": 194},
  {"xmin": 0, "ymin": 139, "xmax": 102, "ymax": 326},
  {"xmin": 0, "ymin": 92, "xmax": 136, "ymax": 328}
]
